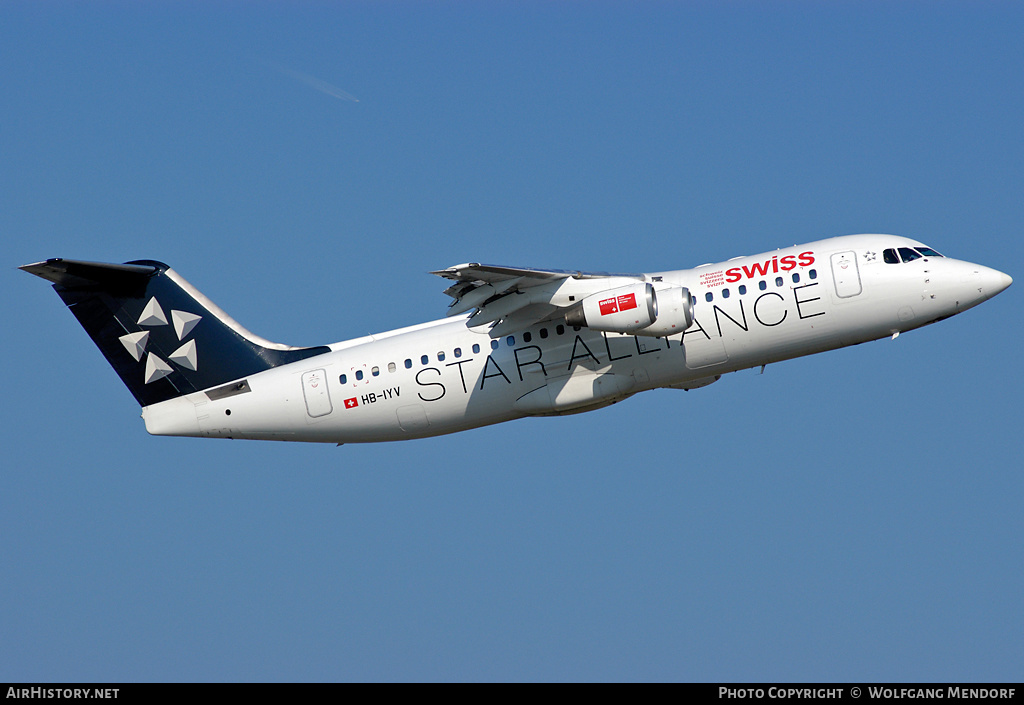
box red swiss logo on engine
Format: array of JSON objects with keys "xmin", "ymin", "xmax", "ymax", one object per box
[{"xmin": 599, "ymin": 293, "xmax": 638, "ymax": 316}]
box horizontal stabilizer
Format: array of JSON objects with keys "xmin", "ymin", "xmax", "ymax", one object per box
[{"xmin": 20, "ymin": 258, "xmax": 158, "ymax": 290}]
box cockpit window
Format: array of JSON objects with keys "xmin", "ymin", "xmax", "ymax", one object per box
[
  {"xmin": 886, "ymin": 246, "xmax": 943, "ymax": 263},
  {"xmin": 898, "ymin": 247, "xmax": 922, "ymax": 263}
]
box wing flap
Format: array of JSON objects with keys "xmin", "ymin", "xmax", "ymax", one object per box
[
  {"xmin": 433, "ymin": 262, "xmax": 646, "ymax": 335},
  {"xmin": 487, "ymin": 304, "xmax": 560, "ymax": 337},
  {"xmin": 446, "ymin": 277, "xmax": 523, "ymax": 317},
  {"xmin": 467, "ymin": 291, "xmax": 533, "ymax": 327}
]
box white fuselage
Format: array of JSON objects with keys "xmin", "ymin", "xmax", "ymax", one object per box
[{"xmin": 141, "ymin": 234, "xmax": 1011, "ymax": 443}]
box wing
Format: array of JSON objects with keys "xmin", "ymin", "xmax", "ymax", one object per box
[{"xmin": 430, "ymin": 263, "xmax": 646, "ymax": 336}]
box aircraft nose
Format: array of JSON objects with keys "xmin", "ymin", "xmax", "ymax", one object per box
[
  {"xmin": 984, "ymin": 266, "xmax": 1012, "ymax": 298},
  {"xmin": 995, "ymin": 269, "xmax": 1013, "ymax": 294},
  {"xmin": 953, "ymin": 262, "xmax": 1012, "ymax": 312}
]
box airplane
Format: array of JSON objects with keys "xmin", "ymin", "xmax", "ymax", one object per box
[{"xmin": 21, "ymin": 234, "xmax": 1011, "ymax": 444}]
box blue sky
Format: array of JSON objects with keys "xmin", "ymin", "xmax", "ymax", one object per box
[{"xmin": 2, "ymin": 2, "xmax": 1021, "ymax": 682}]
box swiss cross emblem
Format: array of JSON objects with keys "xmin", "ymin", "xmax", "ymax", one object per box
[
  {"xmin": 344, "ymin": 397, "xmax": 359, "ymax": 409},
  {"xmin": 599, "ymin": 297, "xmax": 619, "ymax": 315}
]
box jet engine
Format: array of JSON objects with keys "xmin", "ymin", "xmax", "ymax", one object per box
[{"xmin": 564, "ymin": 282, "xmax": 694, "ymax": 337}]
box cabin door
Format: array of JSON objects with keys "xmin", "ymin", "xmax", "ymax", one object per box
[
  {"xmin": 301, "ymin": 369, "xmax": 334, "ymax": 418},
  {"xmin": 830, "ymin": 251, "xmax": 862, "ymax": 298}
]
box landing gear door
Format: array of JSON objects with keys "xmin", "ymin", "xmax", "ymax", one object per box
[
  {"xmin": 301, "ymin": 369, "xmax": 333, "ymax": 418},
  {"xmin": 831, "ymin": 251, "xmax": 862, "ymax": 298}
]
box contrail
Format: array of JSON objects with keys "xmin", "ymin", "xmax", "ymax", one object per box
[{"xmin": 259, "ymin": 58, "xmax": 360, "ymax": 102}]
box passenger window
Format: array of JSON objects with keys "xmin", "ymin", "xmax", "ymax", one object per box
[
  {"xmin": 539, "ymin": 328, "xmax": 548, "ymax": 339},
  {"xmin": 506, "ymin": 336, "xmax": 515, "ymax": 346},
  {"xmin": 420, "ymin": 355, "xmax": 428, "ymax": 365},
  {"xmin": 523, "ymin": 332, "xmax": 532, "ymax": 343},
  {"xmin": 339, "ymin": 374, "xmax": 347, "ymax": 384},
  {"xmin": 490, "ymin": 340, "xmax": 499, "ymax": 350},
  {"xmin": 388, "ymin": 362, "xmax": 396, "ymax": 373},
  {"xmin": 809, "ymin": 269, "xmax": 817, "ymax": 280},
  {"xmin": 792, "ymin": 273, "xmax": 800, "ymax": 283},
  {"xmin": 883, "ymin": 248, "xmax": 900, "ymax": 264},
  {"xmin": 556, "ymin": 324, "xmax": 565, "ymax": 335},
  {"xmin": 404, "ymin": 359, "xmax": 412, "ymax": 369},
  {"xmin": 705, "ymin": 292, "xmax": 713, "ymax": 302},
  {"xmin": 472, "ymin": 343, "xmax": 480, "ymax": 354},
  {"xmin": 776, "ymin": 277, "xmax": 784, "ymax": 287},
  {"xmin": 356, "ymin": 370, "xmax": 364, "ymax": 381},
  {"xmin": 454, "ymin": 347, "xmax": 462, "ymax": 358},
  {"xmin": 437, "ymin": 352, "xmax": 445, "ymax": 361},
  {"xmin": 722, "ymin": 288, "xmax": 730, "ymax": 299},
  {"xmin": 899, "ymin": 247, "xmax": 922, "ymax": 263},
  {"xmin": 738, "ymin": 285, "xmax": 746, "ymax": 295},
  {"xmin": 371, "ymin": 366, "xmax": 380, "ymax": 376},
  {"xmin": 759, "ymin": 280, "xmax": 767, "ymax": 291}
]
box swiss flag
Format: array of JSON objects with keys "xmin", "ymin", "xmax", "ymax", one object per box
[{"xmin": 344, "ymin": 397, "xmax": 359, "ymax": 409}]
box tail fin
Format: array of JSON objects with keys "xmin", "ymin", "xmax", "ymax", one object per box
[{"xmin": 21, "ymin": 258, "xmax": 330, "ymax": 407}]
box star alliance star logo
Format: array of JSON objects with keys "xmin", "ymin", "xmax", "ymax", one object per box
[
  {"xmin": 117, "ymin": 297, "xmax": 202, "ymax": 384},
  {"xmin": 864, "ymin": 251, "xmax": 877, "ymax": 261}
]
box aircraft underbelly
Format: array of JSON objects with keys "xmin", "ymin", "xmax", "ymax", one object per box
[
  {"xmin": 396, "ymin": 404, "xmax": 429, "ymax": 433},
  {"xmin": 683, "ymin": 335, "xmax": 729, "ymax": 369},
  {"xmin": 514, "ymin": 368, "xmax": 635, "ymax": 415}
]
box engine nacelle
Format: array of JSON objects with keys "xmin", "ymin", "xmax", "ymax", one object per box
[
  {"xmin": 636, "ymin": 285, "xmax": 694, "ymax": 337},
  {"xmin": 564, "ymin": 283, "xmax": 694, "ymax": 337}
]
